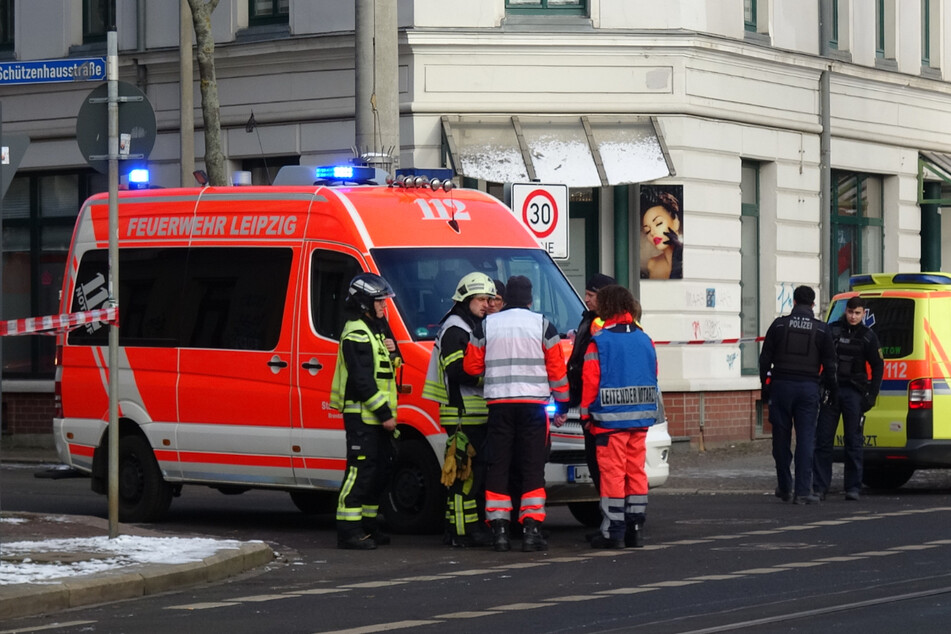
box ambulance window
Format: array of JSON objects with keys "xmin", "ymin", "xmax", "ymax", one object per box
[
  {"xmin": 69, "ymin": 248, "xmax": 188, "ymax": 347},
  {"xmin": 862, "ymin": 298, "xmax": 915, "ymax": 359},
  {"xmin": 182, "ymin": 248, "xmax": 292, "ymax": 350},
  {"xmin": 311, "ymin": 250, "xmax": 364, "ymax": 340}
]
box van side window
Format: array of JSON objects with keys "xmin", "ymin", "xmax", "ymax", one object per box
[
  {"xmin": 311, "ymin": 250, "xmax": 363, "ymax": 340},
  {"xmin": 68, "ymin": 247, "xmax": 292, "ymax": 351}
]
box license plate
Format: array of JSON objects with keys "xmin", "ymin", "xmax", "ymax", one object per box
[{"xmin": 567, "ymin": 464, "xmax": 592, "ymax": 484}]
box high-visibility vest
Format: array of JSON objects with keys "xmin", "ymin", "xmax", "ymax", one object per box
[
  {"xmin": 330, "ymin": 317, "xmax": 397, "ymax": 425},
  {"xmin": 422, "ymin": 314, "xmax": 488, "ymax": 425},
  {"xmin": 480, "ymin": 308, "xmax": 555, "ymax": 403},
  {"xmin": 584, "ymin": 325, "xmax": 658, "ymax": 429}
]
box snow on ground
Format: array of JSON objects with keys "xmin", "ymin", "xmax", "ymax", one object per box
[{"xmin": 0, "ymin": 533, "xmax": 248, "ymax": 585}]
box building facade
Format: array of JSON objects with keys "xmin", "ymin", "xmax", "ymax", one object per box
[{"xmin": 2, "ymin": 0, "xmax": 951, "ymax": 447}]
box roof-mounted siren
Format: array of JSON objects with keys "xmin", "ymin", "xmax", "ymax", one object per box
[{"xmin": 389, "ymin": 168, "xmax": 454, "ymax": 192}]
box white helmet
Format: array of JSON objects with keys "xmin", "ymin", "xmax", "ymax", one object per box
[{"xmin": 452, "ymin": 272, "xmax": 496, "ymax": 303}]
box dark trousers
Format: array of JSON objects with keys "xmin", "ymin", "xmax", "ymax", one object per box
[
  {"xmin": 769, "ymin": 379, "xmax": 820, "ymax": 497},
  {"xmin": 444, "ymin": 423, "xmax": 489, "ymax": 536},
  {"xmin": 814, "ymin": 384, "xmax": 865, "ymax": 494},
  {"xmin": 336, "ymin": 414, "xmax": 393, "ymax": 536},
  {"xmin": 485, "ymin": 403, "xmax": 548, "ymax": 522},
  {"xmin": 584, "ymin": 424, "xmax": 602, "ymax": 495}
]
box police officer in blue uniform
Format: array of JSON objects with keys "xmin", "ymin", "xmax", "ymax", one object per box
[
  {"xmin": 813, "ymin": 296, "xmax": 883, "ymax": 501},
  {"xmin": 759, "ymin": 285, "xmax": 837, "ymax": 504}
]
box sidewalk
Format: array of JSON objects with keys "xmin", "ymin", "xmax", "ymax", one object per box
[
  {"xmin": 0, "ymin": 439, "xmax": 774, "ymax": 622},
  {"xmin": 0, "ymin": 445, "xmax": 274, "ymax": 621}
]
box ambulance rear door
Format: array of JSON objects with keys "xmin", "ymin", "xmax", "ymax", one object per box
[{"xmin": 291, "ymin": 243, "xmax": 366, "ymax": 489}]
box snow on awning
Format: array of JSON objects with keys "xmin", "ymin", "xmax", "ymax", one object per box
[{"xmin": 441, "ymin": 115, "xmax": 674, "ymax": 187}]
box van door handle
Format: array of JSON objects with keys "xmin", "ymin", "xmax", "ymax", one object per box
[
  {"xmin": 268, "ymin": 355, "xmax": 288, "ymax": 374},
  {"xmin": 302, "ymin": 358, "xmax": 323, "ymax": 376}
]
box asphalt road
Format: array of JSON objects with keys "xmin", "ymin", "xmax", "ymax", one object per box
[{"xmin": 4, "ymin": 459, "xmax": 951, "ymax": 633}]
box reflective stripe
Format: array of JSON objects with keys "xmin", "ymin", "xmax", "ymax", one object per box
[
  {"xmin": 485, "ymin": 491, "xmax": 513, "ymax": 521},
  {"xmin": 336, "ymin": 465, "xmax": 361, "ymax": 522},
  {"xmin": 592, "ymin": 410, "xmax": 657, "ymax": 422},
  {"xmin": 625, "ymin": 494, "xmax": 648, "ymax": 515},
  {"xmin": 600, "ymin": 497, "xmax": 624, "ymax": 522}
]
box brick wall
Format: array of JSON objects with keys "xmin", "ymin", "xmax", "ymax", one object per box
[
  {"xmin": 664, "ymin": 389, "xmax": 768, "ymax": 448},
  {"xmin": 1, "ymin": 393, "xmax": 57, "ymax": 436}
]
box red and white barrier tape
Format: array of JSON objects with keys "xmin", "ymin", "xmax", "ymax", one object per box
[
  {"xmin": 0, "ymin": 307, "xmax": 118, "ymax": 337},
  {"xmin": 654, "ymin": 335, "xmax": 764, "ymax": 346}
]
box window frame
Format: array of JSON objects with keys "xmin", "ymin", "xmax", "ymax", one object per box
[
  {"xmin": 830, "ymin": 172, "xmax": 885, "ymax": 296},
  {"xmin": 249, "ymin": 0, "xmax": 290, "ymax": 26},
  {"xmin": 922, "ymin": 0, "xmax": 932, "ymax": 66},
  {"xmin": 505, "ymin": 0, "xmax": 588, "ymax": 16},
  {"xmin": 740, "ymin": 161, "xmax": 760, "ymax": 378},
  {"xmin": 82, "ymin": 0, "xmax": 115, "ymax": 45},
  {"xmin": 0, "ymin": 0, "xmax": 13, "ymax": 51}
]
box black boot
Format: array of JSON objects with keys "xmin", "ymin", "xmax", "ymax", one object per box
[
  {"xmin": 625, "ymin": 522, "xmax": 644, "ymax": 548},
  {"xmin": 521, "ymin": 518, "xmax": 548, "ymax": 552},
  {"xmin": 337, "ymin": 529, "xmax": 377, "ymax": 550},
  {"xmin": 491, "ymin": 519, "xmax": 511, "ymax": 552},
  {"xmin": 363, "ymin": 519, "xmax": 391, "ymax": 546}
]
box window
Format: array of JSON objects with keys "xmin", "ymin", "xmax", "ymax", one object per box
[
  {"xmin": 505, "ymin": 0, "xmax": 587, "ymax": 15},
  {"xmin": 311, "ymin": 251, "xmax": 364, "ymax": 340},
  {"xmin": 827, "ymin": 297, "xmax": 914, "ymax": 359},
  {"xmin": 249, "ymin": 0, "xmax": 289, "ymax": 25},
  {"xmin": 0, "ymin": 0, "xmax": 12, "ymax": 51},
  {"xmin": 874, "ymin": 0, "xmax": 896, "ymax": 62},
  {"xmin": 831, "ymin": 172, "xmax": 884, "ymax": 295},
  {"xmin": 69, "ymin": 247, "xmax": 292, "ymax": 351},
  {"xmin": 744, "ymin": 0, "xmax": 757, "ymax": 32},
  {"xmin": 875, "ymin": 0, "xmax": 885, "ymax": 58},
  {"xmin": 922, "ymin": 0, "xmax": 931, "ymax": 66},
  {"xmin": 740, "ymin": 162, "xmax": 760, "ymax": 377},
  {"xmin": 2, "ymin": 171, "xmax": 106, "ymax": 378},
  {"xmin": 829, "ymin": 0, "xmax": 839, "ymax": 50},
  {"xmin": 83, "ymin": 0, "xmax": 115, "ymax": 44},
  {"xmin": 371, "ymin": 247, "xmax": 582, "ymax": 340}
]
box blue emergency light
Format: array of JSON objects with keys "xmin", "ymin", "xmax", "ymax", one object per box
[
  {"xmin": 128, "ymin": 169, "xmax": 150, "ymax": 189},
  {"xmin": 312, "ymin": 165, "xmax": 377, "ymax": 183}
]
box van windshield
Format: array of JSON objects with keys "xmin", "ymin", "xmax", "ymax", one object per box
[
  {"xmin": 372, "ymin": 247, "xmax": 584, "ymax": 341},
  {"xmin": 827, "ymin": 297, "xmax": 915, "ymax": 359}
]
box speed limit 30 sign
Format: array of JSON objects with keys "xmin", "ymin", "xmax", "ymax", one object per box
[{"xmin": 510, "ymin": 183, "xmax": 569, "ymax": 259}]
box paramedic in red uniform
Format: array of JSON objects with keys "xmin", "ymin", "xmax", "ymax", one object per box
[
  {"xmin": 330, "ymin": 273, "xmax": 400, "ymax": 550},
  {"xmin": 463, "ymin": 275, "xmax": 569, "ymax": 552},
  {"xmin": 581, "ymin": 285, "xmax": 658, "ymax": 549},
  {"xmin": 422, "ymin": 272, "xmax": 496, "ymax": 547}
]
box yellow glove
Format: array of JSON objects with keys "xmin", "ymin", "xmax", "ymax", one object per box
[{"xmin": 441, "ymin": 436, "xmax": 458, "ymax": 487}]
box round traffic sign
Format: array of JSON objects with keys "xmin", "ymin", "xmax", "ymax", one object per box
[
  {"xmin": 76, "ymin": 81, "xmax": 156, "ymax": 175},
  {"xmin": 521, "ymin": 189, "xmax": 559, "ymax": 239}
]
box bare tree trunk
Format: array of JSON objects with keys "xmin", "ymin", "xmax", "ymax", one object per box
[{"xmin": 186, "ymin": 0, "xmax": 226, "ymax": 185}]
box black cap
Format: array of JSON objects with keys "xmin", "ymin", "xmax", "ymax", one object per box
[
  {"xmin": 493, "ymin": 279, "xmax": 506, "ymax": 299},
  {"xmin": 585, "ymin": 273, "xmax": 616, "ymax": 293},
  {"xmin": 505, "ymin": 275, "xmax": 533, "ymax": 307}
]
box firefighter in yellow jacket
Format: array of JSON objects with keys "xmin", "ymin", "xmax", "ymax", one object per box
[
  {"xmin": 423, "ymin": 272, "xmax": 496, "ymax": 547},
  {"xmin": 330, "ymin": 273, "xmax": 400, "ymax": 550}
]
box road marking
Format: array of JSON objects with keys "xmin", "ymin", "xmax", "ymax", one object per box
[
  {"xmin": 229, "ymin": 593, "xmax": 298, "ymax": 602},
  {"xmin": 433, "ymin": 611, "xmax": 500, "ymax": 619},
  {"xmin": 316, "ymin": 620, "xmax": 442, "ymax": 633},
  {"xmin": 167, "ymin": 601, "xmax": 238, "ymax": 610},
  {"xmin": 341, "ymin": 581, "xmax": 407, "ymax": 588},
  {"xmin": 489, "ymin": 602, "xmax": 556, "ymax": 610},
  {"xmin": 543, "ymin": 594, "xmax": 610, "ymax": 601},
  {"xmin": 707, "ymin": 534, "xmax": 745, "ymax": 540},
  {"xmin": 0, "ymin": 622, "xmax": 97, "ymax": 633},
  {"xmin": 595, "ymin": 587, "xmax": 661, "ymax": 595},
  {"xmin": 645, "ymin": 580, "xmax": 705, "ymax": 587},
  {"xmin": 440, "ymin": 568, "xmax": 498, "ymax": 576},
  {"xmin": 687, "ymin": 574, "xmax": 746, "ymax": 580},
  {"xmin": 815, "ymin": 555, "xmax": 866, "ymax": 562},
  {"xmin": 734, "ymin": 567, "xmax": 786, "ymax": 574},
  {"xmin": 891, "ymin": 544, "xmax": 939, "ymax": 551},
  {"xmin": 776, "ymin": 562, "xmax": 825, "ymax": 568},
  {"xmin": 392, "ymin": 575, "xmax": 449, "ymax": 581},
  {"xmin": 492, "ymin": 561, "xmax": 550, "ymax": 569},
  {"xmin": 293, "ymin": 588, "xmax": 351, "ymax": 595}
]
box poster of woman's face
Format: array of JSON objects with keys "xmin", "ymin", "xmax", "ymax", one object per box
[{"xmin": 639, "ymin": 185, "xmax": 684, "ymax": 280}]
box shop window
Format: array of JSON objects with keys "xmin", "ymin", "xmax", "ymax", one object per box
[
  {"xmin": 2, "ymin": 171, "xmax": 106, "ymax": 379},
  {"xmin": 505, "ymin": 0, "xmax": 587, "ymax": 15},
  {"xmin": 0, "ymin": 0, "xmax": 13, "ymax": 51},
  {"xmin": 831, "ymin": 172, "xmax": 884, "ymax": 295},
  {"xmin": 740, "ymin": 161, "xmax": 760, "ymax": 377},
  {"xmin": 249, "ymin": 0, "xmax": 289, "ymax": 25},
  {"xmin": 83, "ymin": 0, "xmax": 115, "ymax": 44}
]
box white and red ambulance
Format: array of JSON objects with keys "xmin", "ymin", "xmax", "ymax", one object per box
[{"xmin": 53, "ymin": 166, "xmax": 670, "ymax": 532}]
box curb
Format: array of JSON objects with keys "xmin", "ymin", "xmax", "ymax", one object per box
[{"xmin": 0, "ymin": 542, "xmax": 274, "ymax": 621}]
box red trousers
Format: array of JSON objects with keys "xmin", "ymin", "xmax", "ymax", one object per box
[{"xmin": 594, "ymin": 427, "xmax": 647, "ymax": 499}]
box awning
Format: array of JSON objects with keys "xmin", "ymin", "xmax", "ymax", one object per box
[
  {"xmin": 919, "ymin": 151, "xmax": 951, "ymax": 205},
  {"xmin": 441, "ymin": 115, "xmax": 674, "ymax": 187}
]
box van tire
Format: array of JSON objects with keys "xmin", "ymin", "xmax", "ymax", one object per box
[
  {"xmin": 383, "ymin": 438, "xmax": 444, "ymax": 534},
  {"xmin": 568, "ymin": 501, "xmax": 602, "ymax": 527},
  {"xmin": 290, "ymin": 490, "xmax": 337, "ymax": 515},
  {"xmin": 862, "ymin": 466, "xmax": 915, "ymax": 490},
  {"xmin": 118, "ymin": 434, "xmax": 174, "ymax": 523}
]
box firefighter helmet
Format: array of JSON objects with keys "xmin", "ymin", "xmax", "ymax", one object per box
[
  {"xmin": 346, "ymin": 273, "xmax": 396, "ymax": 313},
  {"xmin": 451, "ymin": 272, "xmax": 496, "ymax": 303}
]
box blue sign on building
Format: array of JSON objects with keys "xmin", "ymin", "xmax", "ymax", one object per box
[{"xmin": 0, "ymin": 58, "xmax": 106, "ymax": 86}]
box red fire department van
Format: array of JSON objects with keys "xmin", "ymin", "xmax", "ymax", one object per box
[{"xmin": 53, "ymin": 166, "xmax": 670, "ymax": 532}]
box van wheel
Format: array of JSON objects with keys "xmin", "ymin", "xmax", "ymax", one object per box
[
  {"xmin": 118, "ymin": 435, "xmax": 174, "ymax": 523},
  {"xmin": 383, "ymin": 439, "xmax": 444, "ymax": 534},
  {"xmin": 290, "ymin": 490, "xmax": 337, "ymax": 515},
  {"xmin": 862, "ymin": 466, "xmax": 915, "ymax": 489},
  {"xmin": 568, "ymin": 501, "xmax": 602, "ymax": 527}
]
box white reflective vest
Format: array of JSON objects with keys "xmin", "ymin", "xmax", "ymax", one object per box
[
  {"xmin": 422, "ymin": 314, "xmax": 488, "ymax": 425},
  {"xmin": 481, "ymin": 308, "xmax": 555, "ymax": 403}
]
